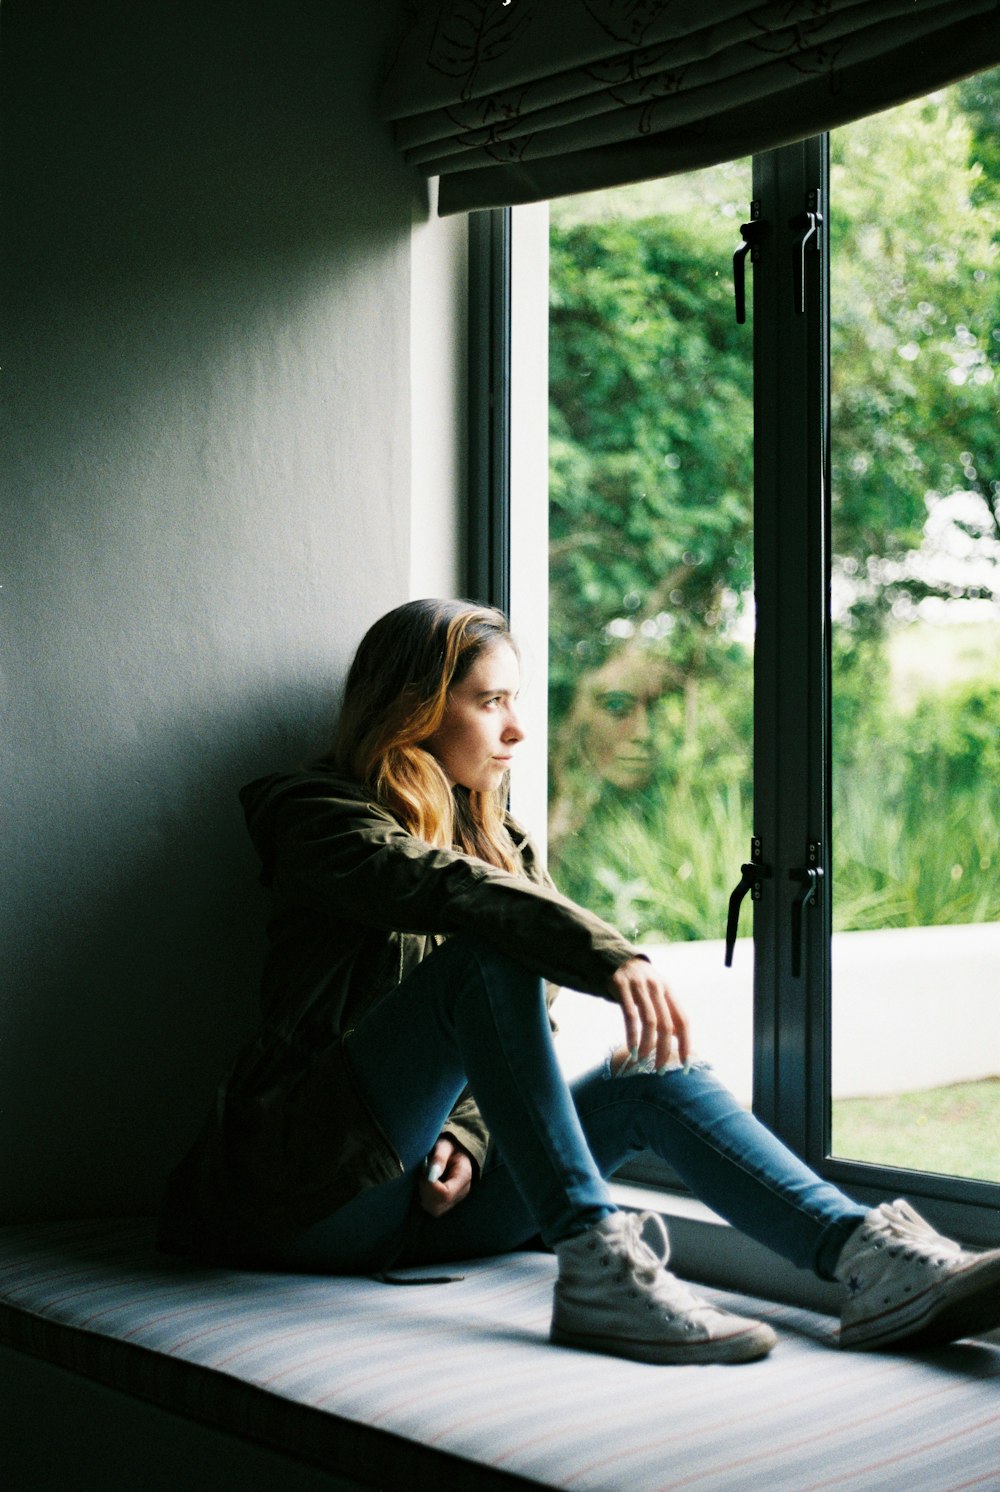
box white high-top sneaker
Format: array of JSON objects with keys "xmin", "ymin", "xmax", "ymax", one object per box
[
  {"xmin": 836, "ymin": 1199, "xmax": 1000, "ymax": 1350},
  {"xmin": 552, "ymin": 1211, "xmax": 776, "ymax": 1365}
]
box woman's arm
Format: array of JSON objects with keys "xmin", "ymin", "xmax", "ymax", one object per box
[{"xmin": 247, "ymin": 772, "xmax": 644, "ymax": 998}]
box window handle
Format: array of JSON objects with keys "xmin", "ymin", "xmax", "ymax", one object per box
[
  {"xmin": 733, "ymin": 203, "xmax": 766, "ymax": 325},
  {"xmin": 724, "ymin": 837, "xmax": 770, "ymax": 965},
  {"xmin": 789, "ymin": 842, "xmax": 824, "ymax": 977},
  {"xmin": 791, "ymin": 189, "xmax": 823, "ymax": 314}
]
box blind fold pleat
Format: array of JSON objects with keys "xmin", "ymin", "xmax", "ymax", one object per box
[{"xmin": 379, "ymin": 0, "xmax": 1000, "ymax": 214}]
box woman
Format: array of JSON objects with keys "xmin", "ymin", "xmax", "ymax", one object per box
[{"xmin": 158, "ymin": 598, "xmax": 1000, "ymax": 1365}]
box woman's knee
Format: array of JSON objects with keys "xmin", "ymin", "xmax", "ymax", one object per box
[{"xmin": 440, "ymin": 934, "xmax": 541, "ymax": 999}]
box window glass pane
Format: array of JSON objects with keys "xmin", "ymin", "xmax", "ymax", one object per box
[
  {"xmin": 546, "ymin": 166, "xmax": 755, "ymax": 1104},
  {"xmin": 830, "ymin": 72, "xmax": 1000, "ymax": 1182}
]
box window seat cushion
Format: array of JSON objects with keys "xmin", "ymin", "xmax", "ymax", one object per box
[{"xmin": 2, "ymin": 1217, "xmax": 999, "ymax": 1491}]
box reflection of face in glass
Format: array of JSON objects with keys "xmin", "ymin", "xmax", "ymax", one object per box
[
  {"xmin": 576, "ymin": 663, "xmax": 664, "ymax": 790},
  {"xmin": 548, "ymin": 647, "xmax": 677, "ymax": 849},
  {"xmin": 588, "ymin": 689, "xmax": 655, "ymax": 788}
]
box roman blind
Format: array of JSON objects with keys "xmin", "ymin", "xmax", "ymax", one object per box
[{"xmin": 380, "ymin": 0, "xmax": 1000, "ymax": 213}]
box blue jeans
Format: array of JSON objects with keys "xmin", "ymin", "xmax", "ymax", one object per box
[{"xmin": 278, "ymin": 937, "xmax": 867, "ymax": 1278}]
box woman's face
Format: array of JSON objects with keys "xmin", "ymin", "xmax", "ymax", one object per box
[
  {"xmin": 423, "ymin": 641, "xmax": 524, "ymax": 792},
  {"xmin": 583, "ymin": 685, "xmax": 657, "ymax": 789},
  {"xmin": 573, "ymin": 653, "xmax": 664, "ymax": 790}
]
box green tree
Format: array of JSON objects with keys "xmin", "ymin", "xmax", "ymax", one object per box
[
  {"xmin": 548, "ymin": 75, "xmax": 1000, "ymax": 936},
  {"xmin": 829, "ymin": 84, "xmax": 1000, "ymax": 632},
  {"xmin": 548, "ymin": 171, "xmax": 755, "ymax": 850}
]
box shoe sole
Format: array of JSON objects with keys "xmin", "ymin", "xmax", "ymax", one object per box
[
  {"xmin": 840, "ymin": 1250, "xmax": 1000, "ymax": 1351},
  {"xmin": 550, "ymin": 1321, "xmax": 777, "ymax": 1365}
]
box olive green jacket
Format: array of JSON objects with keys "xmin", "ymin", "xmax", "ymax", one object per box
[{"xmin": 157, "ymin": 769, "xmax": 640, "ymax": 1259}]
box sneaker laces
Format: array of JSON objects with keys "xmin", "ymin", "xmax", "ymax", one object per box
[
  {"xmin": 611, "ymin": 1212, "xmax": 709, "ymax": 1316},
  {"xmin": 870, "ymin": 1200, "xmax": 965, "ymax": 1265}
]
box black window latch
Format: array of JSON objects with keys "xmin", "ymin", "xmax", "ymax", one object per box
[
  {"xmin": 733, "ymin": 203, "xmax": 767, "ymax": 325},
  {"xmin": 725, "ymin": 837, "xmax": 771, "ymax": 966}
]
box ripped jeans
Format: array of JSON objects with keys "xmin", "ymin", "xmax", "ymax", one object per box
[{"xmin": 277, "ymin": 936, "xmax": 867, "ymax": 1277}]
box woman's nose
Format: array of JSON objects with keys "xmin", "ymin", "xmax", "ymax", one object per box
[
  {"xmin": 635, "ymin": 704, "xmax": 652, "ymax": 741},
  {"xmin": 504, "ymin": 705, "xmax": 526, "ymax": 742}
]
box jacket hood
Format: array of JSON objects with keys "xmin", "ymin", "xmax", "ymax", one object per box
[
  {"xmin": 239, "ymin": 767, "xmax": 535, "ymax": 887},
  {"xmin": 240, "ymin": 773, "xmax": 288, "ymax": 882},
  {"xmin": 239, "ymin": 768, "xmax": 366, "ymax": 886}
]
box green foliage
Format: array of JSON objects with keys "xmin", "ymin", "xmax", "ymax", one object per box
[
  {"xmin": 832, "ymin": 675, "xmax": 1000, "ymax": 932},
  {"xmin": 907, "ymin": 681, "xmax": 1000, "ymax": 794},
  {"xmin": 549, "ymin": 192, "xmax": 754, "ymax": 720},
  {"xmin": 550, "ymin": 636, "xmax": 1000, "ymax": 941},
  {"xmin": 547, "ymin": 73, "xmax": 1000, "ymax": 943},
  {"xmin": 554, "ymin": 774, "xmax": 751, "ymax": 946},
  {"xmin": 828, "ymin": 85, "xmax": 1000, "ymax": 628},
  {"xmin": 959, "ymin": 70, "xmax": 1000, "ymax": 216},
  {"xmin": 550, "ymin": 664, "xmax": 753, "ymax": 940}
]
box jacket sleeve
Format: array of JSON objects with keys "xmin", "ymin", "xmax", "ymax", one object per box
[{"xmin": 262, "ymin": 777, "xmax": 641, "ymax": 998}]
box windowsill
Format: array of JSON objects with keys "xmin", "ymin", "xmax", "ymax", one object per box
[{"xmin": 611, "ymin": 1180, "xmax": 843, "ymax": 1317}]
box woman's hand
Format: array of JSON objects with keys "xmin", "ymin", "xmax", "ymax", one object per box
[
  {"xmin": 418, "ymin": 1135, "xmax": 475, "ymax": 1218},
  {"xmin": 607, "ymin": 957, "xmax": 691, "ymax": 1070}
]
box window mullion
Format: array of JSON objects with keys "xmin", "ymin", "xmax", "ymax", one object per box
[
  {"xmin": 467, "ymin": 208, "xmax": 512, "ymax": 613},
  {"xmin": 751, "ymin": 137, "xmax": 830, "ymax": 1158}
]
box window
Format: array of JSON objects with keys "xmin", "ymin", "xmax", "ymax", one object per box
[
  {"xmin": 827, "ymin": 87, "xmax": 1000, "ymax": 1193},
  {"xmin": 475, "ymin": 69, "xmax": 1000, "ymax": 1244},
  {"xmin": 544, "ymin": 160, "xmax": 756, "ymax": 1106}
]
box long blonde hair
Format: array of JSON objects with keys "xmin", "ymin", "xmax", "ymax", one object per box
[{"xmin": 327, "ymin": 599, "xmax": 519, "ymax": 871}]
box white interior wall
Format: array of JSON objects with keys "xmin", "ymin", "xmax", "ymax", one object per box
[
  {"xmin": 410, "ymin": 179, "xmax": 469, "ymax": 598},
  {"xmin": 508, "ymin": 204, "xmax": 552, "ymax": 845},
  {"xmin": 0, "ymin": 0, "xmax": 465, "ymax": 1221}
]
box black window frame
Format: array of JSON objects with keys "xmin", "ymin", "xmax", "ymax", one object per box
[{"xmin": 469, "ymin": 138, "xmax": 1000, "ymax": 1246}]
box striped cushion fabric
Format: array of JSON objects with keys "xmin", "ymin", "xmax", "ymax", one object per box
[{"xmin": 2, "ymin": 1218, "xmax": 999, "ymax": 1491}]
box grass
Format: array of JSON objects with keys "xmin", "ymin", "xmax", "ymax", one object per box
[{"xmin": 832, "ymin": 1078, "xmax": 1000, "ymax": 1183}]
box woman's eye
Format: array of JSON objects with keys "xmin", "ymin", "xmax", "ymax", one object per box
[{"xmin": 598, "ymin": 692, "xmax": 637, "ymax": 718}]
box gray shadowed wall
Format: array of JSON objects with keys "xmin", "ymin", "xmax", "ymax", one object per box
[{"xmin": 1, "ymin": 0, "xmax": 462, "ymax": 1219}]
